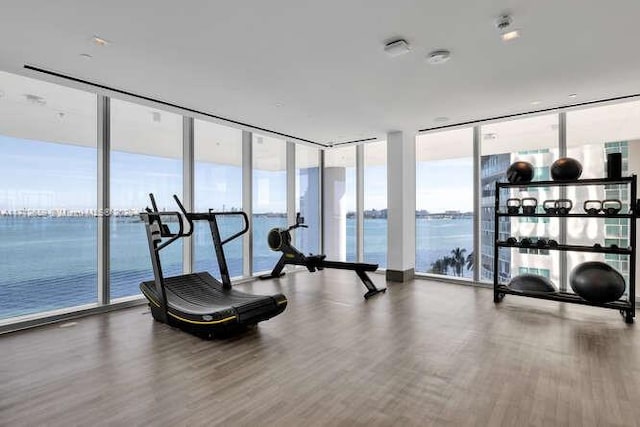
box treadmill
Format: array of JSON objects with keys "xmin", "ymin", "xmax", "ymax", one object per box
[{"xmin": 139, "ymin": 194, "xmax": 287, "ymax": 338}]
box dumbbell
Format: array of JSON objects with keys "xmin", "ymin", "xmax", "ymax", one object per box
[
  {"xmin": 521, "ymin": 197, "xmax": 538, "ymax": 215},
  {"xmin": 584, "ymin": 200, "xmax": 602, "ymax": 215},
  {"xmin": 602, "ymin": 199, "xmax": 622, "ymax": 215},
  {"xmin": 506, "ymin": 198, "xmax": 521, "ymax": 214},
  {"xmin": 543, "ymin": 200, "xmax": 558, "ymax": 214},
  {"xmin": 556, "ymin": 199, "xmax": 573, "ymax": 215}
]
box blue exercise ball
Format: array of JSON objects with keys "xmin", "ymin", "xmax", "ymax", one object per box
[
  {"xmin": 570, "ymin": 262, "xmax": 625, "ymax": 303},
  {"xmin": 508, "ymin": 274, "xmax": 557, "ymax": 293},
  {"xmin": 506, "ymin": 161, "xmax": 534, "ymax": 183},
  {"xmin": 551, "ymin": 157, "xmax": 582, "ymax": 181}
]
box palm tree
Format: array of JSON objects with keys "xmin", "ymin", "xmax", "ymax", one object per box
[
  {"xmin": 450, "ymin": 248, "xmax": 467, "ymax": 277},
  {"xmin": 466, "ymin": 252, "xmax": 474, "ymax": 272},
  {"xmin": 430, "ymin": 259, "xmax": 447, "ymax": 275}
]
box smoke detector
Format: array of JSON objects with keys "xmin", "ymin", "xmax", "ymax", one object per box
[
  {"xmin": 384, "ymin": 39, "xmax": 411, "ymax": 57},
  {"xmin": 427, "ymin": 50, "xmax": 451, "ymax": 64}
]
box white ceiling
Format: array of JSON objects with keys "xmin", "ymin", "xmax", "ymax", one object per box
[{"xmin": 1, "ymin": 0, "xmax": 640, "ymax": 146}]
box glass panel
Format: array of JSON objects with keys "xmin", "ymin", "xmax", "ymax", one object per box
[
  {"xmin": 416, "ymin": 128, "xmax": 474, "ymax": 278},
  {"xmin": 295, "ymin": 145, "xmax": 320, "ymax": 255},
  {"xmin": 0, "ymin": 71, "xmax": 97, "ymax": 319},
  {"xmin": 252, "ymin": 134, "xmax": 286, "ymax": 273},
  {"xmin": 194, "ymin": 120, "xmax": 243, "ymax": 279},
  {"xmin": 565, "ymin": 100, "xmax": 640, "ymax": 290},
  {"xmin": 324, "ymin": 147, "xmax": 356, "ymax": 262},
  {"xmin": 364, "ymin": 141, "xmax": 387, "ymax": 267},
  {"xmin": 110, "ymin": 99, "xmax": 183, "ymax": 299},
  {"xmin": 480, "ymin": 114, "xmax": 560, "ymax": 284}
]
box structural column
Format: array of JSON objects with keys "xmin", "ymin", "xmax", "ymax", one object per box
[
  {"xmin": 242, "ymin": 131, "xmax": 253, "ymax": 276},
  {"xmin": 182, "ymin": 117, "xmax": 194, "ymax": 274},
  {"xmin": 97, "ymin": 95, "xmax": 110, "ymax": 305},
  {"xmin": 323, "ymin": 166, "xmax": 347, "ymax": 260},
  {"xmin": 386, "ymin": 130, "xmax": 416, "ymax": 282}
]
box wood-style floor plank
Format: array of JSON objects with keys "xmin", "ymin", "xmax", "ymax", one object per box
[{"xmin": 1, "ymin": 270, "xmax": 639, "ymax": 426}]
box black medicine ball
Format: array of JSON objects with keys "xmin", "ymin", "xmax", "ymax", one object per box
[
  {"xmin": 506, "ymin": 161, "xmax": 534, "ymax": 184},
  {"xmin": 551, "ymin": 157, "xmax": 582, "ymax": 181}
]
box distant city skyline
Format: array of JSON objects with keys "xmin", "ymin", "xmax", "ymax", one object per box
[{"xmin": 1, "ymin": 134, "xmax": 475, "ymax": 213}]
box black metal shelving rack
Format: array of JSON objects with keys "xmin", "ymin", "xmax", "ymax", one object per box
[{"xmin": 493, "ymin": 176, "xmax": 636, "ymax": 324}]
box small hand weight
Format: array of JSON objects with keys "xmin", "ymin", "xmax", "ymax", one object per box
[
  {"xmin": 521, "ymin": 197, "xmax": 538, "ymax": 215},
  {"xmin": 506, "ymin": 237, "xmax": 518, "ymax": 245},
  {"xmin": 602, "ymin": 199, "xmax": 622, "ymax": 215},
  {"xmin": 506, "ymin": 198, "xmax": 521, "ymax": 214},
  {"xmin": 543, "ymin": 200, "xmax": 558, "ymax": 214},
  {"xmin": 556, "ymin": 199, "xmax": 573, "ymax": 215},
  {"xmin": 593, "ymin": 243, "xmax": 602, "ymax": 249},
  {"xmin": 584, "ymin": 200, "xmax": 602, "ymax": 215}
]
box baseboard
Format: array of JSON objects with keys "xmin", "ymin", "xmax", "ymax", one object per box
[{"xmin": 386, "ymin": 268, "xmax": 415, "ymax": 282}]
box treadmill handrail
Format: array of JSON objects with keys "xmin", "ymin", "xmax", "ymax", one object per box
[
  {"xmin": 153, "ymin": 211, "xmax": 186, "ymax": 251},
  {"xmin": 208, "ymin": 210, "xmax": 250, "ymax": 245}
]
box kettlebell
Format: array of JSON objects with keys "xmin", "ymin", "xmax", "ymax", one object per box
[
  {"xmin": 543, "ymin": 200, "xmax": 558, "ymax": 215},
  {"xmin": 602, "ymin": 199, "xmax": 622, "ymax": 215},
  {"xmin": 584, "ymin": 200, "xmax": 602, "ymax": 215},
  {"xmin": 506, "ymin": 198, "xmax": 521, "ymax": 215},
  {"xmin": 521, "ymin": 197, "xmax": 538, "ymax": 215},
  {"xmin": 556, "ymin": 199, "xmax": 573, "ymax": 215}
]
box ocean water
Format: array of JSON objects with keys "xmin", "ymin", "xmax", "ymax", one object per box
[{"xmin": 0, "ymin": 216, "xmax": 473, "ymax": 319}]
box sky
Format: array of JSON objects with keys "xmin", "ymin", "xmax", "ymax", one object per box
[{"xmin": 0, "ymin": 134, "xmax": 474, "ymax": 213}]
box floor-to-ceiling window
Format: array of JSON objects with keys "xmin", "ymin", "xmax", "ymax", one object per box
[
  {"xmin": 0, "ymin": 71, "xmax": 97, "ymax": 319},
  {"xmin": 110, "ymin": 99, "xmax": 183, "ymax": 299},
  {"xmin": 364, "ymin": 141, "xmax": 387, "ymax": 267},
  {"xmin": 416, "ymin": 128, "xmax": 474, "ymax": 278},
  {"xmin": 324, "ymin": 147, "xmax": 356, "ymax": 262},
  {"xmin": 194, "ymin": 120, "xmax": 243, "ymax": 279},
  {"xmin": 480, "ymin": 114, "xmax": 559, "ymax": 284},
  {"xmin": 566, "ymin": 100, "xmax": 640, "ymax": 291},
  {"xmin": 252, "ymin": 134, "xmax": 287, "ymax": 273},
  {"xmin": 295, "ymin": 145, "xmax": 321, "ymax": 255}
]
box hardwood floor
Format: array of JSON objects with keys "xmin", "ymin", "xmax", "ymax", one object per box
[{"xmin": 1, "ymin": 270, "xmax": 639, "ymax": 426}]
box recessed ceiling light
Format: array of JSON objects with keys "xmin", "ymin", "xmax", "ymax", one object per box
[
  {"xmin": 495, "ymin": 14, "xmax": 520, "ymax": 41},
  {"xmin": 501, "ymin": 30, "xmax": 520, "ymax": 41},
  {"xmin": 531, "ymin": 100, "xmax": 541, "ymax": 106},
  {"xmin": 568, "ymin": 93, "xmax": 578, "ymax": 98},
  {"xmin": 80, "ymin": 53, "xmax": 93, "ymax": 59},
  {"xmin": 274, "ymin": 102, "xmax": 283, "ymax": 108},
  {"xmin": 92, "ymin": 36, "xmax": 110, "ymax": 46},
  {"xmin": 427, "ymin": 50, "xmax": 451, "ymax": 64},
  {"xmin": 434, "ymin": 116, "xmax": 450, "ymax": 123},
  {"xmin": 384, "ymin": 39, "xmax": 411, "ymax": 57}
]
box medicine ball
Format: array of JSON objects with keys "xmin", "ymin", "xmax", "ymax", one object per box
[
  {"xmin": 506, "ymin": 161, "xmax": 534, "ymax": 184},
  {"xmin": 550, "ymin": 157, "xmax": 582, "ymax": 181},
  {"xmin": 570, "ymin": 262, "xmax": 625, "ymax": 303},
  {"xmin": 508, "ymin": 274, "xmax": 556, "ymax": 293}
]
